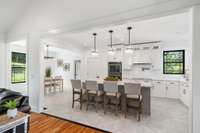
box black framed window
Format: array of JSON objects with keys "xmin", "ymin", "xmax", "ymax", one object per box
[
  {"xmin": 163, "ymin": 50, "xmax": 185, "ymax": 74},
  {"xmin": 11, "ymin": 52, "xmax": 26, "ymax": 83}
]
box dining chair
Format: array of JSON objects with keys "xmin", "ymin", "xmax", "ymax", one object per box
[
  {"xmin": 124, "ymin": 83, "xmax": 142, "ymax": 121},
  {"xmin": 71, "ymin": 79, "xmax": 84, "ymax": 110},
  {"xmin": 85, "ymin": 80, "xmax": 103, "ymax": 112},
  {"xmin": 103, "ymin": 81, "xmax": 121, "ymax": 115},
  {"xmin": 44, "ymin": 77, "xmax": 53, "ymax": 94},
  {"xmin": 54, "ymin": 76, "xmax": 63, "ymax": 92}
]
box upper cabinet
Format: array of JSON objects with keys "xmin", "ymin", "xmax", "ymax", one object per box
[
  {"xmin": 123, "ymin": 52, "xmax": 132, "ymax": 70},
  {"xmin": 131, "ymin": 43, "xmax": 162, "ymax": 66},
  {"xmin": 116, "ymin": 43, "xmax": 163, "ymax": 69},
  {"xmin": 151, "ymin": 44, "xmax": 162, "ymax": 70}
]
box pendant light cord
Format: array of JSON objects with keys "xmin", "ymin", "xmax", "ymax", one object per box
[
  {"xmin": 93, "ymin": 33, "xmax": 97, "ymax": 51},
  {"xmin": 127, "ymin": 27, "xmax": 132, "ymax": 45},
  {"xmin": 46, "ymin": 45, "xmax": 49, "ymax": 57},
  {"xmin": 109, "ymin": 30, "xmax": 113, "ymax": 49}
]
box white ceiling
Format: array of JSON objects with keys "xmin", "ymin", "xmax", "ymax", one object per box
[
  {"xmin": 0, "ymin": 0, "xmax": 31, "ymax": 33},
  {"xmin": 4, "ymin": 0, "xmax": 200, "ymax": 36},
  {"xmin": 54, "ymin": 12, "xmax": 191, "ymax": 50}
]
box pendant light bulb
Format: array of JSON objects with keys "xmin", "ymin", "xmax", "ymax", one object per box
[
  {"xmin": 91, "ymin": 33, "xmax": 98, "ymax": 56},
  {"xmin": 125, "ymin": 26, "xmax": 133, "ymax": 54}
]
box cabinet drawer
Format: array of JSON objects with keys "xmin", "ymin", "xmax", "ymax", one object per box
[{"xmin": 166, "ymin": 81, "xmax": 179, "ymax": 86}]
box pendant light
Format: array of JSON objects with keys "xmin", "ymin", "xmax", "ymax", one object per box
[
  {"xmin": 91, "ymin": 33, "xmax": 99, "ymax": 56},
  {"xmin": 44, "ymin": 45, "xmax": 55, "ymax": 60},
  {"xmin": 108, "ymin": 30, "xmax": 115, "ymax": 55},
  {"xmin": 125, "ymin": 27, "xmax": 133, "ymax": 53}
]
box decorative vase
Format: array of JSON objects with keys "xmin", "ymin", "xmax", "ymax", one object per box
[{"xmin": 7, "ymin": 108, "xmax": 17, "ymax": 118}]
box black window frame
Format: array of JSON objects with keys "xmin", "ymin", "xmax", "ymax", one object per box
[
  {"xmin": 11, "ymin": 52, "xmax": 26, "ymax": 84},
  {"xmin": 163, "ymin": 50, "xmax": 185, "ymax": 75}
]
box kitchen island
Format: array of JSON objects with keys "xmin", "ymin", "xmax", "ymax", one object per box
[{"xmin": 83, "ymin": 80, "xmax": 151, "ymax": 115}]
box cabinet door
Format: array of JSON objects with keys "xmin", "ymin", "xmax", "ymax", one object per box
[
  {"xmin": 141, "ymin": 46, "xmax": 151, "ymax": 63},
  {"xmin": 152, "ymin": 81, "xmax": 166, "ymax": 97},
  {"xmin": 123, "ymin": 53, "xmax": 132, "ymax": 70},
  {"xmin": 180, "ymin": 82, "xmax": 189, "ymax": 106},
  {"xmin": 151, "ymin": 45, "xmax": 162, "ymax": 70},
  {"xmin": 166, "ymin": 81, "xmax": 180, "ymax": 99}
]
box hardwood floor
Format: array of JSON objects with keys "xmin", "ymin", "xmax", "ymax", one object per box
[{"xmin": 29, "ymin": 113, "xmax": 107, "ymax": 133}]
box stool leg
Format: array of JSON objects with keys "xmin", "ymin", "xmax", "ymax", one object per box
[
  {"xmin": 72, "ymin": 89, "xmax": 74, "ymax": 108},
  {"xmin": 80, "ymin": 92, "xmax": 82, "ymax": 110}
]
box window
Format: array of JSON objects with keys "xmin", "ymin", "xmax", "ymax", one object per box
[
  {"xmin": 11, "ymin": 52, "xmax": 26, "ymax": 83},
  {"xmin": 163, "ymin": 50, "xmax": 185, "ymax": 74}
]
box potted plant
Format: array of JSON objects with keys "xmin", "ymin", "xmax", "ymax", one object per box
[
  {"xmin": 104, "ymin": 76, "xmax": 119, "ymax": 81},
  {"xmin": 3, "ymin": 100, "xmax": 18, "ymax": 118},
  {"xmin": 45, "ymin": 67, "xmax": 52, "ymax": 77}
]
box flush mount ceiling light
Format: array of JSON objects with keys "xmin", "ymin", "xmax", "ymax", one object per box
[
  {"xmin": 108, "ymin": 30, "xmax": 115, "ymax": 55},
  {"xmin": 125, "ymin": 27, "xmax": 134, "ymax": 54},
  {"xmin": 91, "ymin": 33, "xmax": 99, "ymax": 56},
  {"xmin": 44, "ymin": 45, "xmax": 55, "ymax": 60}
]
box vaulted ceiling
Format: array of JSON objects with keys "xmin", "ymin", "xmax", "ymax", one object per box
[
  {"xmin": 2, "ymin": 0, "xmax": 200, "ymax": 36},
  {"xmin": 0, "ymin": 0, "xmax": 31, "ymax": 33},
  {"xmin": 53, "ymin": 12, "xmax": 191, "ymax": 50}
]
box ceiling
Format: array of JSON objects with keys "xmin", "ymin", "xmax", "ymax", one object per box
[
  {"xmin": 53, "ymin": 12, "xmax": 191, "ymax": 50},
  {"xmin": 5, "ymin": 0, "xmax": 200, "ymax": 36},
  {"xmin": 0, "ymin": 0, "xmax": 31, "ymax": 33}
]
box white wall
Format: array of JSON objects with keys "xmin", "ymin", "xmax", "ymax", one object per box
[
  {"xmin": 192, "ymin": 5, "xmax": 200, "ymax": 133},
  {"xmin": 44, "ymin": 48, "xmax": 81, "ymax": 90},
  {"xmin": 0, "ymin": 34, "xmax": 6, "ymax": 88}
]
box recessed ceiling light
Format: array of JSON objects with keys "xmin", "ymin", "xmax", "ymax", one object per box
[{"xmin": 48, "ymin": 29, "xmax": 61, "ymax": 34}]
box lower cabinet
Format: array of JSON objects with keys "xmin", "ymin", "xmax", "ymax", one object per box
[
  {"xmin": 166, "ymin": 81, "xmax": 180, "ymax": 99},
  {"xmin": 180, "ymin": 82, "xmax": 190, "ymax": 107},
  {"xmin": 152, "ymin": 80, "xmax": 180, "ymax": 99},
  {"xmin": 152, "ymin": 80, "xmax": 166, "ymax": 97}
]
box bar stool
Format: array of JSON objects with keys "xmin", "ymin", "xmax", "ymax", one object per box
[
  {"xmin": 85, "ymin": 80, "xmax": 103, "ymax": 112},
  {"xmin": 124, "ymin": 83, "xmax": 142, "ymax": 121},
  {"xmin": 103, "ymin": 81, "xmax": 121, "ymax": 115}
]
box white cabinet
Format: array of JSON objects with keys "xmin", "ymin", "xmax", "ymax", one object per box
[
  {"xmin": 180, "ymin": 82, "xmax": 189, "ymax": 106},
  {"xmin": 151, "ymin": 45, "xmax": 162, "ymax": 70},
  {"xmin": 132, "ymin": 48, "xmax": 139, "ymax": 64},
  {"xmin": 123, "ymin": 52, "xmax": 132, "ymax": 70},
  {"xmin": 151, "ymin": 80, "xmax": 180, "ymax": 99},
  {"xmin": 152, "ymin": 80, "xmax": 166, "ymax": 97},
  {"xmin": 166, "ymin": 81, "xmax": 180, "ymax": 99},
  {"xmin": 132, "ymin": 46, "xmax": 151, "ymax": 64}
]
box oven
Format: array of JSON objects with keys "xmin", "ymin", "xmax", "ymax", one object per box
[{"xmin": 108, "ymin": 62, "xmax": 122, "ymax": 80}]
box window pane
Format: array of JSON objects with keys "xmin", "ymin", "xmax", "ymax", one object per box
[
  {"xmin": 11, "ymin": 52, "xmax": 26, "ymax": 83},
  {"xmin": 164, "ymin": 63, "xmax": 183, "ymax": 74},
  {"xmin": 163, "ymin": 50, "xmax": 184, "ymax": 74}
]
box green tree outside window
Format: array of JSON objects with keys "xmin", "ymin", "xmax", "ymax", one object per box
[{"xmin": 163, "ymin": 50, "xmax": 185, "ymax": 74}]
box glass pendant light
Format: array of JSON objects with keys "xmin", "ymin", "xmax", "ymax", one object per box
[
  {"xmin": 91, "ymin": 33, "xmax": 99, "ymax": 56},
  {"xmin": 125, "ymin": 27, "xmax": 133, "ymax": 54},
  {"xmin": 108, "ymin": 30, "xmax": 115, "ymax": 55}
]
